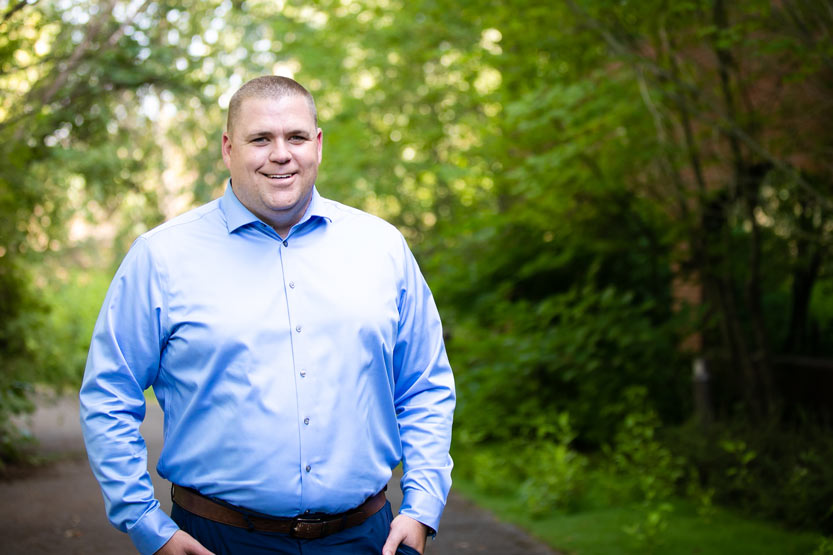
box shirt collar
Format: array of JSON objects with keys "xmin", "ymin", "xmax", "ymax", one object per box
[
  {"xmin": 295, "ymin": 186, "xmax": 333, "ymax": 229},
  {"xmin": 220, "ymin": 181, "xmax": 332, "ymax": 235}
]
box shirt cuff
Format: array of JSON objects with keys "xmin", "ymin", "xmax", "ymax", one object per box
[
  {"xmin": 126, "ymin": 504, "xmax": 180, "ymax": 555},
  {"xmin": 398, "ymin": 488, "xmax": 446, "ymax": 534}
]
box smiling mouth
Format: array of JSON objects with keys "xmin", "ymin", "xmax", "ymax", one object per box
[{"xmin": 262, "ymin": 172, "xmax": 296, "ymax": 180}]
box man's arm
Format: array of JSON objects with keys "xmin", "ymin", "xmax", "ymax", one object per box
[
  {"xmin": 79, "ymin": 238, "xmax": 180, "ymax": 554},
  {"xmin": 388, "ymin": 236, "xmax": 456, "ymax": 551}
]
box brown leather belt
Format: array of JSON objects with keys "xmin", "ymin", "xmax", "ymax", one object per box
[{"xmin": 171, "ymin": 485, "xmax": 386, "ymax": 539}]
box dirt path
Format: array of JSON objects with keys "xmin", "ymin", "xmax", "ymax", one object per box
[{"xmin": 0, "ymin": 396, "xmax": 558, "ymax": 555}]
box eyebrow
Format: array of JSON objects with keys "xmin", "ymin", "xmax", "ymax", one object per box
[{"xmin": 244, "ymin": 129, "xmax": 312, "ymax": 140}]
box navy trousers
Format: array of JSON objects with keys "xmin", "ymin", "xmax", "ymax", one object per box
[{"xmin": 171, "ymin": 501, "xmax": 421, "ymax": 555}]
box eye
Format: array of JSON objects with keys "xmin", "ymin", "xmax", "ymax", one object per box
[
  {"xmin": 251, "ymin": 137, "xmax": 269, "ymax": 144},
  {"xmin": 289, "ymin": 135, "xmax": 307, "ymax": 143}
]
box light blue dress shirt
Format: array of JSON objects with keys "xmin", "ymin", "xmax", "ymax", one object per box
[{"xmin": 79, "ymin": 184, "xmax": 455, "ymax": 555}]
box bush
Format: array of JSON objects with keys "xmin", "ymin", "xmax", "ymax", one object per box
[
  {"xmin": 814, "ymin": 537, "xmax": 833, "ymax": 555},
  {"xmin": 606, "ymin": 388, "xmax": 687, "ymax": 504},
  {"xmin": 519, "ymin": 413, "xmax": 588, "ymax": 516},
  {"xmin": 667, "ymin": 418, "xmax": 833, "ymax": 534},
  {"xmin": 605, "ymin": 388, "xmax": 689, "ymax": 551},
  {"xmin": 449, "ymin": 283, "xmax": 688, "ymax": 452},
  {"xmin": 0, "ymin": 265, "xmax": 110, "ymax": 467},
  {"xmin": 0, "ymin": 259, "xmax": 48, "ymax": 467},
  {"xmin": 454, "ymin": 412, "xmax": 588, "ymax": 516}
]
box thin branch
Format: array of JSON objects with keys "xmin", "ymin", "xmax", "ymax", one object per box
[
  {"xmin": 1, "ymin": 0, "xmax": 30, "ymax": 27},
  {"xmin": 106, "ymin": 0, "xmax": 153, "ymax": 47},
  {"xmin": 712, "ymin": 0, "xmax": 745, "ymax": 185},
  {"xmin": 9, "ymin": 0, "xmax": 154, "ymax": 139},
  {"xmin": 635, "ymin": 67, "xmax": 689, "ymax": 219},
  {"xmin": 37, "ymin": 0, "xmax": 118, "ymax": 107},
  {"xmin": 660, "ymin": 17, "xmax": 708, "ymax": 198}
]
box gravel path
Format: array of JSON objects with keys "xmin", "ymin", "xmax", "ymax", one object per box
[{"xmin": 0, "ymin": 396, "xmax": 558, "ymax": 555}]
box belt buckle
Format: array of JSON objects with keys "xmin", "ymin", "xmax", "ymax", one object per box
[{"xmin": 290, "ymin": 516, "xmax": 324, "ymax": 539}]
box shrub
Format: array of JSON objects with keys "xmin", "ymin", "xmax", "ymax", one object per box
[
  {"xmin": 519, "ymin": 413, "xmax": 588, "ymax": 516},
  {"xmin": 606, "ymin": 388, "xmax": 689, "ymax": 551},
  {"xmin": 449, "ymin": 283, "xmax": 688, "ymax": 453},
  {"xmin": 667, "ymin": 418, "xmax": 833, "ymax": 534}
]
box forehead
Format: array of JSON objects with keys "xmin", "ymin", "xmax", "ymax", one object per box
[{"xmin": 234, "ymin": 95, "xmax": 316, "ymax": 135}]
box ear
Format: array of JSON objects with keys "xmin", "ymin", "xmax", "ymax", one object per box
[
  {"xmin": 221, "ymin": 132, "xmax": 232, "ymax": 169},
  {"xmin": 315, "ymin": 128, "xmax": 323, "ymax": 164}
]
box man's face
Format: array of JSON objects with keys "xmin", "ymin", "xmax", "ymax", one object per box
[{"xmin": 222, "ymin": 95, "xmax": 323, "ymax": 236}]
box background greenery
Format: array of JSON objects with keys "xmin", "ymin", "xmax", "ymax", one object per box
[{"xmin": 2, "ymin": 0, "xmax": 832, "ymax": 551}]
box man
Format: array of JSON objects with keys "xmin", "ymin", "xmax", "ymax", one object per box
[{"xmin": 80, "ymin": 76, "xmax": 455, "ymax": 555}]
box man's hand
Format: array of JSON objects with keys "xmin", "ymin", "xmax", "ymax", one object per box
[
  {"xmin": 154, "ymin": 530, "xmax": 215, "ymax": 555},
  {"xmin": 382, "ymin": 514, "xmax": 428, "ymax": 555}
]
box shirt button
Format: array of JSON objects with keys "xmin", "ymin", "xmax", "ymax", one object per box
[
  {"xmin": 289, "ymin": 281, "xmax": 295, "ymax": 288},
  {"xmin": 304, "ymin": 417, "xmax": 310, "ymax": 425},
  {"xmin": 300, "ymin": 370, "xmax": 307, "ymax": 377},
  {"xmin": 305, "ymin": 465, "xmax": 311, "ymax": 473},
  {"xmin": 283, "ymin": 240, "xmax": 288, "ymax": 247},
  {"xmin": 295, "ymin": 325, "xmax": 302, "ymax": 333}
]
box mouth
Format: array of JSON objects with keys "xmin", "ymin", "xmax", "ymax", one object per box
[{"xmin": 262, "ymin": 172, "xmax": 296, "ymax": 180}]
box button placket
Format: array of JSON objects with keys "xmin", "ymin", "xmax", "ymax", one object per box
[{"xmin": 280, "ymin": 236, "xmax": 309, "ymax": 483}]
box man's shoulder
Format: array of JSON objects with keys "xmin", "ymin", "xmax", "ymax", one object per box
[
  {"xmin": 140, "ymin": 198, "xmax": 224, "ymax": 244},
  {"xmin": 319, "ymin": 196, "xmax": 403, "ymax": 240}
]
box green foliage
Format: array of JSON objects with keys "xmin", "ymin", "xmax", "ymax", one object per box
[
  {"xmin": 37, "ymin": 268, "xmax": 112, "ymax": 385},
  {"xmin": 604, "ymin": 389, "xmax": 688, "ymax": 551},
  {"xmin": 607, "ymin": 389, "xmax": 687, "ymax": 504},
  {"xmin": 454, "ymin": 413, "xmax": 588, "ymax": 518},
  {"xmin": 622, "ymin": 502, "xmax": 674, "ymax": 554},
  {"xmin": 814, "ymin": 537, "xmax": 833, "ymax": 555},
  {"xmin": 518, "ymin": 413, "xmax": 588, "ymax": 516},
  {"xmin": 519, "ymin": 440, "xmax": 587, "ymax": 517},
  {"xmin": 666, "ymin": 419, "xmax": 833, "ymax": 533},
  {"xmin": 719, "ymin": 438, "xmax": 758, "ymax": 494},
  {"xmin": 464, "ymin": 444, "xmax": 519, "ymax": 497},
  {"xmin": 0, "ymin": 260, "xmax": 46, "ymax": 465},
  {"xmin": 450, "ymin": 283, "xmax": 686, "ymax": 451},
  {"xmin": 0, "ymin": 382, "xmax": 36, "ymax": 468},
  {"xmin": 0, "ymin": 263, "xmax": 109, "ymax": 465}
]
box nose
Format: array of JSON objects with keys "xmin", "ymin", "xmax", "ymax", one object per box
[{"xmin": 269, "ymin": 139, "xmax": 291, "ymax": 164}]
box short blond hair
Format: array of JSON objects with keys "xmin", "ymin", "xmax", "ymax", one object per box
[{"xmin": 226, "ymin": 76, "xmax": 318, "ymax": 136}]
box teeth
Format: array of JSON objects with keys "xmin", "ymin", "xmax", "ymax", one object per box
[{"xmin": 268, "ymin": 174, "xmax": 292, "ymax": 178}]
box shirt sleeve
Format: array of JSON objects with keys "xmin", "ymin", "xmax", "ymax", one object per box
[
  {"xmin": 392, "ymin": 235, "xmax": 456, "ymax": 533},
  {"xmin": 79, "ymin": 237, "xmax": 179, "ymax": 554}
]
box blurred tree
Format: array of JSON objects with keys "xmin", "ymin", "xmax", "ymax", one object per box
[
  {"xmin": 560, "ymin": 0, "xmax": 833, "ymax": 418},
  {"xmin": 0, "ymin": 0, "xmax": 221, "ymax": 461}
]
